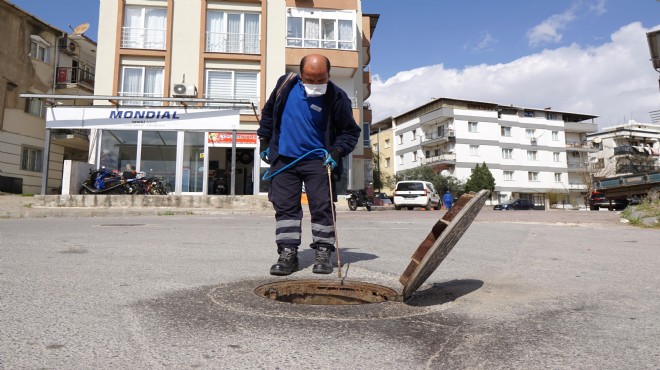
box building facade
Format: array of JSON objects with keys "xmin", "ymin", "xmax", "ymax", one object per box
[
  {"xmin": 587, "ymin": 121, "xmax": 660, "ymax": 178},
  {"xmin": 0, "ymin": 2, "xmax": 96, "ymax": 194},
  {"xmin": 93, "ymin": 0, "xmax": 377, "ymax": 195},
  {"xmin": 373, "ymin": 98, "xmax": 599, "ymax": 208}
]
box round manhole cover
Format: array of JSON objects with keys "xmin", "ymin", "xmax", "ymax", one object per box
[{"xmin": 254, "ymin": 280, "xmax": 399, "ymax": 305}]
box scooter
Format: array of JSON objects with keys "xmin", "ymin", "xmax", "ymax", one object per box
[{"xmin": 346, "ymin": 188, "xmax": 372, "ymax": 211}]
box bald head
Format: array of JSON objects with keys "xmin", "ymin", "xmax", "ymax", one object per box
[{"xmin": 300, "ymin": 54, "xmax": 331, "ymax": 85}]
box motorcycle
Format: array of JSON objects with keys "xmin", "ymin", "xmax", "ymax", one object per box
[
  {"xmin": 79, "ymin": 167, "xmax": 137, "ymax": 194},
  {"xmin": 346, "ymin": 188, "xmax": 372, "ymax": 211}
]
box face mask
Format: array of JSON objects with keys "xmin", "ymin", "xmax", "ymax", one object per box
[{"xmin": 304, "ymin": 83, "xmax": 328, "ymax": 97}]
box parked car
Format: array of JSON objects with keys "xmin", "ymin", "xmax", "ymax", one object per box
[
  {"xmin": 393, "ymin": 181, "xmax": 441, "ymax": 210},
  {"xmin": 589, "ymin": 192, "xmax": 628, "ymax": 211},
  {"xmin": 493, "ymin": 199, "xmax": 535, "ymax": 210}
]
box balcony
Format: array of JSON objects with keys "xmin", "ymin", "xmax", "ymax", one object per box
[
  {"xmin": 51, "ymin": 129, "xmax": 90, "ymax": 151},
  {"xmin": 206, "ymin": 32, "xmax": 260, "ymax": 54},
  {"xmin": 422, "ymin": 153, "xmax": 456, "ymax": 165},
  {"xmin": 567, "ymin": 183, "xmax": 587, "ymax": 190},
  {"xmin": 565, "ymin": 141, "xmax": 599, "ymax": 152},
  {"xmin": 420, "ymin": 131, "xmax": 455, "ymax": 147},
  {"xmin": 567, "ymin": 162, "xmax": 588, "ymax": 172},
  {"xmin": 564, "ymin": 121, "xmax": 597, "ymax": 133},
  {"xmin": 56, "ymin": 67, "xmax": 95, "ymax": 93},
  {"xmin": 121, "ymin": 27, "xmax": 166, "ymax": 50},
  {"xmin": 204, "ymin": 94, "xmax": 259, "ymax": 114}
]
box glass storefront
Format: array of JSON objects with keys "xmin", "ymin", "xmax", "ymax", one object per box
[{"xmin": 141, "ymin": 130, "xmax": 177, "ymax": 192}]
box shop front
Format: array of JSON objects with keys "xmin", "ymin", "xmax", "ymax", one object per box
[{"xmin": 47, "ymin": 106, "xmax": 262, "ymax": 195}]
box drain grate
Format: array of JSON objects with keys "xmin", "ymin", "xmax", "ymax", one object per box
[{"xmin": 254, "ymin": 280, "xmax": 399, "ymax": 305}]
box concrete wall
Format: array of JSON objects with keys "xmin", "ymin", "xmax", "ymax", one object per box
[{"xmin": 61, "ymin": 160, "xmax": 95, "ymax": 195}]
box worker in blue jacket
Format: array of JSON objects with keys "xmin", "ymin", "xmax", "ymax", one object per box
[
  {"xmin": 442, "ymin": 191, "xmax": 454, "ymax": 210},
  {"xmin": 258, "ymin": 54, "xmax": 361, "ymax": 276}
]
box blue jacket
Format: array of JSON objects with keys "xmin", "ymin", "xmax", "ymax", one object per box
[
  {"xmin": 442, "ymin": 192, "xmax": 453, "ymax": 206},
  {"xmin": 257, "ymin": 74, "xmax": 361, "ymax": 178}
]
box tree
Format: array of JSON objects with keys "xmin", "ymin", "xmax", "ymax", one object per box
[
  {"xmin": 464, "ymin": 162, "xmax": 496, "ymax": 194},
  {"xmin": 395, "ymin": 165, "xmax": 464, "ymax": 197}
]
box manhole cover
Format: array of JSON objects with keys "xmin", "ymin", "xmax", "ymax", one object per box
[{"xmin": 254, "ymin": 280, "xmax": 398, "ymax": 305}]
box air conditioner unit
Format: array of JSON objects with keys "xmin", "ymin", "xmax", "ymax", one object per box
[
  {"xmin": 61, "ymin": 41, "xmax": 77, "ymax": 55},
  {"xmin": 173, "ymin": 84, "xmax": 197, "ymax": 97}
]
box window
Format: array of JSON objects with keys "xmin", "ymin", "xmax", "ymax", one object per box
[
  {"xmin": 501, "ymin": 126, "xmax": 511, "ymax": 137},
  {"xmin": 384, "ymin": 139, "xmax": 390, "ymax": 148},
  {"xmin": 469, "ymin": 145, "xmax": 479, "ymax": 156},
  {"xmin": 545, "ymin": 113, "xmax": 556, "ymax": 120},
  {"xmin": 503, "ymin": 171, "xmax": 514, "ymax": 181},
  {"xmin": 434, "ymin": 149, "xmax": 440, "ymax": 156},
  {"xmin": 526, "ymin": 129, "xmax": 536, "ymax": 139},
  {"xmin": 412, "ymin": 152, "xmax": 418, "ymax": 162},
  {"xmin": 437, "ymin": 126, "xmax": 444, "ymax": 137},
  {"xmin": 552, "ymin": 131, "xmax": 559, "ymax": 141},
  {"xmin": 362, "ymin": 123, "xmax": 370, "ymax": 147},
  {"xmin": 468, "ymin": 121, "xmax": 478, "ymax": 133},
  {"xmin": 385, "ymin": 157, "xmax": 390, "ymax": 168},
  {"xmin": 411, "ymin": 129, "xmax": 417, "ymax": 140},
  {"xmin": 373, "ymin": 143, "xmax": 378, "ymax": 152},
  {"xmin": 21, "ymin": 146, "xmax": 43, "ymax": 172},
  {"xmin": 502, "ymin": 148, "xmax": 513, "ymax": 159},
  {"xmin": 554, "ymin": 173, "xmax": 562, "ymax": 182},
  {"xmin": 553, "ymin": 152, "xmax": 560, "ymax": 162},
  {"xmin": 524, "ymin": 111, "xmax": 535, "ymax": 117},
  {"xmin": 425, "ymin": 150, "xmax": 430, "ymax": 158},
  {"xmin": 122, "ymin": 6, "xmax": 167, "ymax": 49},
  {"xmin": 287, "ymin": 8, "xmax": 356, "ymax": 50},
  {"xmin": 25, "ymin": 97, "xmax": 45, "ymax": 117},
  {"xmin": 207, "ymin": 11, "xmax": 260, "ymax": 54},
  {"xmin": 528, "ymin": 172, "xmax": 539, "ymax": 181},
  {"xmin": 527, "ymin": 151, "xmax": 538, "ymax": 161},
  {"xmin": 119, "ymin": 66, "xmax": 164, "ymax": 106},
  {"xmin": 398, "ymin": 155, "xmax": 403, "ymax": 165},
  {"xmin": 205, "ymin": 69, "xmax": 259, "ymax": 111},
  {"xmin": 398, "ymin": 134, "xmax": 403, "ymax": 145},
  {"xmin": 29, "ymin": 36, "xmax": 51, "ymax": 63}
]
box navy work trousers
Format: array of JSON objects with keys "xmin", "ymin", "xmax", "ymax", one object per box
[{"xmin": 268, "ymin": 156, "xmax": 336, "ymax": 253}]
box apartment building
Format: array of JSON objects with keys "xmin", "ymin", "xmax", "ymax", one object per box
[
  {"xmin": 0, "ymin": 1, "xmax": 96, "ymax": 194},
  {"xmin": 93, "ymin": 0, "xmax": 377, "ymax": 195},
  {"xmin": 370, "ymin": 118, "xmax": 394, "ymax": 193},
  {"xmin": 587, "ymin": 121, "xmax": 660, "ymax": 178},
  {"xmin": 373, "ymin": 98, "xmax": 599, "ymax": 207}
]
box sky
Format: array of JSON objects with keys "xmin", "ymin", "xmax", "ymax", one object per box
[{"xmin": 9, "ymin": 0, "xmax": 660, "ymax": 128}]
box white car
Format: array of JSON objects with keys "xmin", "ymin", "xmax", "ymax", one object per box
[{"xmin": 393, "ymin": 181, "xmax": 441, "ymax": 210}]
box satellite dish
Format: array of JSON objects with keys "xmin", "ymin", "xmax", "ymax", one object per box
[
  {"xmin": 440, "ymin": 170, "xmax": 450, "ymax": 177},
  {"xmin": 72, "ymin": 22, "xmax": 90, "ymax": 35}
]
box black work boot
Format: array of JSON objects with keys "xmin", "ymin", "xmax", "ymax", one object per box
[
  {"xmin": 270, "ymin": 247, "xmax": 299, "ymax": 276},
  {"xmin": 312, "ymin": 246, "xmax": 333, "ymax": 274}
]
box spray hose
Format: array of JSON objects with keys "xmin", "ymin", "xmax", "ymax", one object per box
[{"xmin": 261, "ymin": 148, "xmax": 329, "ymax": 181}]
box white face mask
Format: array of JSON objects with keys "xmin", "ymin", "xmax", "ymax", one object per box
[{"xmin": 304, "ymin": 83, "xmax": 328, "ymax": 97}]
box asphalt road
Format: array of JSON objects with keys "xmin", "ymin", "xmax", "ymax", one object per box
[{"xmin": 1, "ymin": 209, "xmax": 658, "ymax": 369}]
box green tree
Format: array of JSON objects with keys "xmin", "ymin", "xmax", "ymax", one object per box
[
  {"xmin": 395, "ymin": 165, "xmax": 464, "ymax": 197},
  {"xmin": 464, "ymin": 162, "xmax": 496, "ymax": 194}
]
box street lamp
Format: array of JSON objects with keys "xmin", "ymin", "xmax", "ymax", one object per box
[{"xmin": 646, "ymin": 29, "xmax": 660, "ymax": 92}]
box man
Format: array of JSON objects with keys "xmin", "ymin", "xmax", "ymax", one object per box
[
  {"xmin": 258, "ymin": 54, "xmax": 360, "ymax": 276},
  {"xmin": 442, "ymin": 191, "xmax": 454, "ymax": 210}
]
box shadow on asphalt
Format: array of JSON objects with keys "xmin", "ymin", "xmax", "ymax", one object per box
[
  {"xmin": 405, "ymin": 279, "xmax": 484, "ymax": 307},
  {"xmin": 297, "ymin": 248, "xmax": 378, "ymax": 269}
]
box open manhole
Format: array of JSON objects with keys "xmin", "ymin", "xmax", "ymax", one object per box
[
  {"xmin": 253, "ymin": 190, "xmax": 489, "ymax": 306},
  {"xmin": 254, "ymin": 280, "xmax": 399, "ymax": 305}
]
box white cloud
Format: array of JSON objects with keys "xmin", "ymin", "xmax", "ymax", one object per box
[
  {"xmin": 527, "ymin": 9, "xmax": 576, "ymax": 47},
  {"xmin": 463, "ymin": 32, "xmax": 497, "ymax": 52},
  {"xmin": 588, "ymin": 0, "xmax": 607, "ymax": 16},
  {"xmin": 369, "ymin": 22, "xmax": 660, "ymax": 129}
]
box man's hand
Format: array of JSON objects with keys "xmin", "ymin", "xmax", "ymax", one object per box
[
  {"xmin": 259, "ymin": 138, "xmax": 270, "ymax": 164},
  {"xmin": 323, "ymin": 148, "xmax": 342, "ymax": 170}
]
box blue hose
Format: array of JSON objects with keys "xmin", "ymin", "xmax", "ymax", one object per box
[{"xmin": 261, "ymin": 148, "xmax": 329, "ymax": 181}]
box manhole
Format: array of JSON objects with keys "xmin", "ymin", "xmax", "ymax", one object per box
[
  {"xmin": 254, "ymin": 280, "xmax": 399, "ymax": 305},
  {"xmin": 253, "ymin": 190, "xmax": 489, "ymax": 306}
]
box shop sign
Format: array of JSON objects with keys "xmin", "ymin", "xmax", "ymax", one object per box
[
  {"xmin": 208, "ymin": 132, "xmax": 257, "ymax": 145},
  {"xmin": 46, "ymin": 107, "xmax": 239, "ymax": 130}
]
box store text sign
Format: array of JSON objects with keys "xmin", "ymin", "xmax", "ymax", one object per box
[
  {"xmin": 208, "ymin": 132, "xmax": 257, "ymax": 145},
  {"xmin": 46, "ymin": 107, "xmax": 239, "ymax": 131}
]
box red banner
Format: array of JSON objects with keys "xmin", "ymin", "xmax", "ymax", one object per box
[{"xmin": 208, "ymin": 132, "xmax": 257, "ymax": 145}]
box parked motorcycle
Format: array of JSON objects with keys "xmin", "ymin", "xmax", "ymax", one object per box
[
  {"xmin": 346, "ymin": 188, "xmax": 372, "ymax": 211},
  {"xmin": 79, "ymin": 167, "xmax": 137, "ymax": 195}
]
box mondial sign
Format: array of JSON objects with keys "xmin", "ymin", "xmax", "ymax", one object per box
[{"xmin": 46, "ymin": 107, "xmax": 240, "ymax": 131}]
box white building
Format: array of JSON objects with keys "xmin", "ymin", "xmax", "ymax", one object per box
[
  {"xmin": 587, "ymin": 121, "xmax": 660, "ymax": 178},
  {"xmin": 390, "ymin": 98, "xmax": 598, "ymax": 207}
]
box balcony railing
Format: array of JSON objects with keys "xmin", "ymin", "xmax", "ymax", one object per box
[
  {"xmin": 422, "ymin": 153, "xmax": 456, "ymax": 165},
  {"xmin": 56, "ymin": 67, "xmax": 95, "ymax": 88},
  {"xmin": 567, "ymin": 183, "xmax": 587, "ymax": 190},
  {"xmin": 206, "ymin": 32, "xmax": 260, "ymax": 54},
  {"xmin": 122, "ymin": 27, "xmax": 166, "ymax": 50},
  {"xmin": 118, "ymin": 92, "xmax": 164, "ymax": 106},
  {"xmin": 421, "ymin": 130, "xmax": 455, "ymax": 145},
  {"xmin": 287, "ymin": 37, "xmax": 356, "ymax": 50},
  {"xmin": 203, "ymin": 95, "xmax": 259, "ymax": 114}
]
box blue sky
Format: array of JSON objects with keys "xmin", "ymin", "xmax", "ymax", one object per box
[{"xmin": 10, "ymin": 0, "xmax": 660, "ymax": 126}]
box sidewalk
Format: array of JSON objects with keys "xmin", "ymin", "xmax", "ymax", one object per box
[{"xmin": 0, "ymin": 193, "xmax": 382, "ymax": 218}]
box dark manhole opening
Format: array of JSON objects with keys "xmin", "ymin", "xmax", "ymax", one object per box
[{"xmin": 254, "ymin": 280, "xmax": 399, "ymax": 305}]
